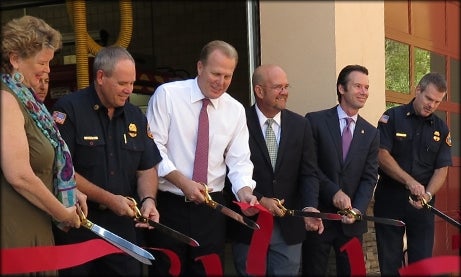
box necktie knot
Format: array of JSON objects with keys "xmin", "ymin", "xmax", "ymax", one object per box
[
  {"xmin": 345, "ymin": 117, "xmax": 353, "ymax": 126},
  {"xmin": 202, "ymin": 98, "xmax": 210, "ymax": 109},
  {"xmin": 266, "ymin": 118, "xmax": 274, "ymax": 127}
]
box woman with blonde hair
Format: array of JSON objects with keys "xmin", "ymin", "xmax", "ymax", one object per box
[{"xmin": 1, "ymin": 15, "xmax": 87, "ymax": 275}]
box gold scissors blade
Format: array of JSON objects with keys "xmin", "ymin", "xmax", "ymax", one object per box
[{"xmin": 201, "ymin": 184, "xmax": 260, "ymax": 230}]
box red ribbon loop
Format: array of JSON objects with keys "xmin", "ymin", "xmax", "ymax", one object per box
[{"xmin": 233, "ymin": 201, "xmax": 273, "ymax": 276}]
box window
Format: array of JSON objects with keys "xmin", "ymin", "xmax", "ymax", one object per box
[{"xmin": 385, "ymin": 1, "xmax": 460, "ymax": 257}]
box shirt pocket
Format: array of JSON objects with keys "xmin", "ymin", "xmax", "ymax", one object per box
[
  {"xmin": 393, "ymin": 130, "xmax": 413, "ymax": 154},
  {"xmin": 75, "ymin": 135, "xmax": 106, "ymax": 167},
  {"xmin": 419, "ymin": 137, "xmax": 441, "ymax": 166},
  {"xmin": 121, "ymin": 136, "xmax": 145, "ymax": 170}
]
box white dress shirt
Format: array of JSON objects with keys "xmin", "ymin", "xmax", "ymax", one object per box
[{"xmin": 146, "ymin": 78, "xmax": 256, "ymax": 196}]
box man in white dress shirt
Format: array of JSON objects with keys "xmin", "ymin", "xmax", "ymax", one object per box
[{"xmin": 145, "ymin": 40, "xmax": 258, "ymax": 276}]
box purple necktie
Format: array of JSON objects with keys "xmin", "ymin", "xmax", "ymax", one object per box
[
  {"xmin": 192, "ymin": 98, "xmax": 210, "ymax": 183},
  {"xmin": 342, "ymin": 117, "xmax": 353, "ymax": 161}
]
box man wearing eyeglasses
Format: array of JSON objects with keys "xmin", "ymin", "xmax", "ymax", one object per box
[{"xmin": 228, "ymin": 64, "xmax": 322, "ymax": 276}]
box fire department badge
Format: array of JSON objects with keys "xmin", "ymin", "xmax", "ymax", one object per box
[{"xmin": 128, "ymin": 123, "xmax": 137, "ymax": 137}]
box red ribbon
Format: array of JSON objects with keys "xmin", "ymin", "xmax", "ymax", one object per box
[
  {"xmin": 1, "ymin": 239, "xmax": 123, "ymax": 274},
  {"xmin": 399, "ymin": 256, "xmax": 460, "ymax": 276},
  {"xmin": 6, "ymin": 232, "xmax": 457, "ymax": 276},
  {"xmin": 233, "ymin": 201, "xmax": 273, "ymax": 276},
  {"xmin": 1, "ymin": 239, "xmax": 181, "ymax": 276},
  {"xmin": 339, "ymin": 237, "xmax": 366, "ymax": 276},
  {"xmin": 195, "ymin": 253, "xmax": 223, "ymax": 276},
  {"xmin": 149, "ymin": 247, "xmax": 181, "ymax": 276}
]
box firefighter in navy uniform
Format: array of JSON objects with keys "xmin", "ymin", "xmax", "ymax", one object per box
[
  {"xmin": 373, "ymin": 72, "xmax": 452, "ymax": 276},
  {"xmin": 52, "ymin": 46, "xmax": 162, "ymax": 276}
]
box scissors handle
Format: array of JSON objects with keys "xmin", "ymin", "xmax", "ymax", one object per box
[
  {"xmin": 126, "ymin": 197, "xmax": 148, "ymax": 223},
  {"xmin": 338, "ymin": 208, "xmax": 360, "ymax": 220},
  {"xmin": 272, "ymin": 198, "xmax": 288, "ymax": 216},
  {"xmin": 409, "ymin": 194, "xmax": 429, "ymax": 208},
  {"xmin": 199, "ymin": 182, "xmax": 213, "ymax": 203},
  {"xmin": 76, "ymin": 203, "xmax": 87, "ymax": 222}
]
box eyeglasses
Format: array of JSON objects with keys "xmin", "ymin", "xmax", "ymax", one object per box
[{"xmin": 261, "ymin": 84, "xmax": 290, "ymax": 93}]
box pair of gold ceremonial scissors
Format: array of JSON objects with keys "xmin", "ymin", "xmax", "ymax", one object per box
[
  {"xmin": 409, "ymin": 195, "xmax": 460, "ymax": 229},
  {"xmin": 273, "ymin": 198, "xmax": 404, "ymax": 226},
  {"xmin": 127, "ymin": 197, "xmax": 200, "ymax": 247}
]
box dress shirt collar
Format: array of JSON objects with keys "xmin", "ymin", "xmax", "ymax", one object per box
[
  {"xmin": 255, "ymin": 104, "xmax": 281, "ymax": 129},
  {"xmin": 337, "ymin": 104, "xmax": 358, "ymax": 122},
  {"xmin": 191, "ymin": 77, "xmax": 216, "ymax": 109}
]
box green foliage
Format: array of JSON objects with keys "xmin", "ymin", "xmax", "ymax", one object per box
[
  {"xmin": 385, "ymin": 39, "xmax": 410, "ymax": 94},
  {"xmin": 414, "ymin": 48, "xmax": 430, "ymax": 86},
  {"xmin": 385, "ymin": 102, "xmax": 401, "ymax": 110}
]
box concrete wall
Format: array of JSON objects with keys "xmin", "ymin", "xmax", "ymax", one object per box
[
  {"xmin": 260, "ymin": 1, "xmax": 386, "ymax": 125},
  {"xmin": 260, "ymin": 1, "xmax": 337, "ymax": 116}
]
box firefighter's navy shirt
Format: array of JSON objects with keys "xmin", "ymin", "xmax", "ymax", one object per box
[
  {"xmin": 53, "ymin": 85, "xmax": 161, "ymax": 218},
  {"xmin": 377, "ymin": 99, "xmax": 452, "ymax": 188}
]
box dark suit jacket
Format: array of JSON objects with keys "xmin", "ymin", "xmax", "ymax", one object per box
[
  {"xmin": 306, "ymin": 106, "xmax": 379, "ymax": 237},
  {"xmin": 230, "ymin": 105, "xmax": 319, "ymax": 245}
]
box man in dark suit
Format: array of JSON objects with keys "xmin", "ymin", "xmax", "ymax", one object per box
[
  {"xmin": 302, "ymin": 64, "xmax": 379, "ymax": 276},
  {"xmin": 230, "ymin": 64, "xmax": 322, "ymax": 276}
]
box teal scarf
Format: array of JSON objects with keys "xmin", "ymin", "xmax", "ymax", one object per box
[{"xmin": 1, "ymin": 73, "xmax": 77, "ymax": 227}]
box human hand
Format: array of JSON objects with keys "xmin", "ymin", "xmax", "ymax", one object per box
[
  {"xmin": 109, "ymin": 195, "xmax": 136, "ymax": 218},
  {"xmin": 408, "ymin": 195, "xmax": 426, "ymax": 210},
  {"xmin": 303, "ymin": 207, "xmax": 324, "ymax": 234},
  {"xmin": 333, "ymin": 190, "xmax": 351, "ymax": 210},
  {"xmin": 259, "ymin": 197, "xmax": 286, "ymax": 217},
  {"xmin": 405, "ymin": 180, "xmax": 425, "ymax": 199},
  {"xmin": 236, "ymin": 187, "xmax": 259, "ymax": 217},
  {"xmin": 61, "ymin": 205, "xmax": 81, "ymax": 228},
  {"xmin": 182, "ymin": 180, "xmax": 207, "ymax": 204},
  {"xmin": 260, "ymin": 197, "xmax": 285, "ymax": 217},
  {"xmin": 132, "ymin": 197, "xmax": 160, "ymax": 229}
]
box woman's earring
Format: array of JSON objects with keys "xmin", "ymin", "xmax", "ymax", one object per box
[{"xmin": 13, "ymin": 72, "xmax": 24, "ymax": 84}]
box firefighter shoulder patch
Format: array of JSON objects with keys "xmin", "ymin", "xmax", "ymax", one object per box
[
  {"xmin": 446, "ymin": 132, "xmax": 452, "ymax": 147},
  {"xmin": 147, "ymin": 124, "xmax": 154, "ymax": 139},
  {"xmin": 379, "ymin": 114, "xmax": 389, "ymax": 124},
  {"xmin": 53, "ymin": 111, "xmax": 67, "ymax": 125}
]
